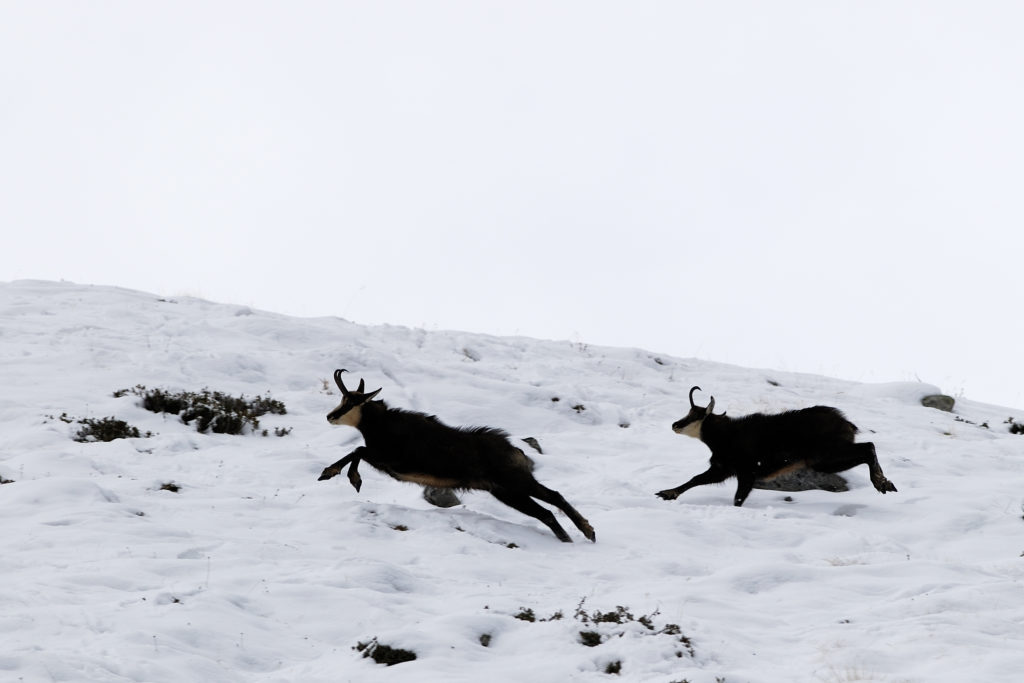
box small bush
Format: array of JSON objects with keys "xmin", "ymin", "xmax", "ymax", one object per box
[
  {"xmin": 120, "ymin": 385, "xmax": 287, "ymax": 435},
  {"xmin": 663, "ymin": 624, "xmax": 695, "ymax": 657},
  {"xmin": 589, "ymin": 606, "xmax": 634, "ymax": 625},
  {"xmin": 954, "ymin": 416, "xmax": 989, "ymax": 429},
  {"xmin": 1, "ymin": 476, "xmax": 14, "ymax": 485},
  {"xmin": 73, "ymin": 417, "xmax": 152, "ymax": 443},
  {"xmin": 604, "ymin": 660, "xmax": 622, "ymax": 675},
  {"xmin": 1007, "ymin": 417, "xmax": 1024, "ymax": 435},
  {"xmin": 513, "ymin": 597, "xmax": 695, "ymax": 662},
  {"xmin": 354, "ymin": 638, "xmax": 417, "ymax": 666}
]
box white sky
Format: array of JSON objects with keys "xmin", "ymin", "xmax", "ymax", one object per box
[{"xmin": 2, "ymin": 1, "xmax": 1022, "ymax": 409}]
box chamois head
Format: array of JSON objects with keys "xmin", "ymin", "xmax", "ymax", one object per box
[
  {"xmin": 671, "ymin": 386, "xmax": 717, "ymax": 439},
  {"xmin": 327, "ymin": 369, "xmax": 382, "ymax": 427}
]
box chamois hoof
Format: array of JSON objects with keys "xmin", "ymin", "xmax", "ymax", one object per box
[
  {"xmin": 318, "ymin": 467, "xmax": 339, "ymax": 481},
  {"xmin": 875, "ymin": 479, "xmax": 897, "ymax": 494},
  {"xmin": 656, "ymin": 489, "xmax": 680, "ymax": 501},
  {"xmin": 555, "ymin": 532, "xmax": 573, "ymax": 543},
  {"xmin": 582, "ymin": 524, "xmax": 596, "ymax": 543}
]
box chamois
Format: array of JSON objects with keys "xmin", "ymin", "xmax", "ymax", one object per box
[
  {"xmin": 656, "ymin": 386, "xmax": 897, "ymax": 507},
  {"xmin": 318, "ymin": 370, "xmax": 595, "ymax": 543}
]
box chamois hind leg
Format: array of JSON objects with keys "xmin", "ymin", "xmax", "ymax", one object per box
[
  {"xmin": 810, "ymin": 442, "xmax": 897, "ymax": 493},
  {"xmin": 860, "ymin": 442, "xmax": 897, "ymax": 493},
  {"xmin": 528, "ymin": 481, "xmax": 596, "ymax": 542},
  {"xmin": 490, "ymin": 487, "xmax": 573, "ymax": 543}
]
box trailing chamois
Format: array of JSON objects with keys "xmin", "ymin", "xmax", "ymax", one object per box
[
  {"xmin": 657, "ymin": 386, "xmax": 897, "ymax": 507},
  {"xmin": 318, "ymin": 370, "xmax": 595, "ymax": 542}
]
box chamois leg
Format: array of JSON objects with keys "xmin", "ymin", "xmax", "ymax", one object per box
[
  {"xmin": 657, "ymin": 462, "xmax": 731, "ymax": 501},
  {"xmin": 528, "ymin": 482, "xmax": 596, "ymax": 542},
  {"xmin": 810, "ymin": 442, "xmax": 897, "ymax": 494},
  {"xmin": 490, "ymin": 488, "xmax": 573, "ymax": 543},
  {"xmin": 318, "ymin": 446, "xmax": 366, "ymax": 491},
  {"xmin": 733, "ymin": 470, "xmax": 755, "ymax": 507},
  {"xmin": 345, "ymin": 458, "xmax": 363, "ymax": 491},
  {"xmin": 861, "ymin": 443, "xmax": 897, "ymax": 493}
]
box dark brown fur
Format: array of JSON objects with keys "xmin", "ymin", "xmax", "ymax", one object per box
[
  {"xmin": 319, "ymin": 370, "xmax": 595, "ymax": 542},
  {"xmin": 657, "ymin": 387, "xmax": 897, "ymax": 506}
]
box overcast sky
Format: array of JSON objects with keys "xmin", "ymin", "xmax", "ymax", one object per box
[{"xmin": 2, "ymin": 1, "xmax": 1022, "ymax": 409}]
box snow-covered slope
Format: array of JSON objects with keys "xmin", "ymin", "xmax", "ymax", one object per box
[{"xmin": 2, "ymin": 280, "xmax": 1021, "ymax": 683}]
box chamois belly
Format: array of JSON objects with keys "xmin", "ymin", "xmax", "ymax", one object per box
[
  {"xmin": 377, "ymin": 465, "xmax": 492, "ymax": 491},
  {"xmin": 757, "ymin": 459, "xmax": 808, "ymax": 480},
  {"xmin": 746, "ymin": 447, "xmax": 809, "ymax": 479}
]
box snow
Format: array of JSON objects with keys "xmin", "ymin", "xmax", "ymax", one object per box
[{"xmin": 2, "ymin": 279, "xmax": 1022, "ymax": 682}]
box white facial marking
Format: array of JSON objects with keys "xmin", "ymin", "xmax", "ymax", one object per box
[
  {"xmin": 675, "ymin": 419, "xmax": 702, "ymax": 439},
  {"xmin": 328, "ymin": 402, "xmax": 362, "ymax": 427}
]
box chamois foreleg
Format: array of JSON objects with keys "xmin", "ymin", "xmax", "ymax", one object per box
[
  {"xmin": 490, "ymin": 487, "xmax": 573, "ymax": 543},
  {"xmin": 318, "ymin": 446, "xmax": 367, "ymax": 491},
  {"xmin": 733, "ymin": 469, "xmax": 755, "ymax": 507},
  {"xmin": 657, "ymin": 461, "xmax": 731, "ymax": 501}
]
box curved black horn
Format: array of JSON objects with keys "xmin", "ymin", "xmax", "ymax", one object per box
[
  {"xmin": 689, "ymin": 386, "xmax": 702, "ymax": 409},
  {"xmin": 334, "ymin": 368, "xmax": 350, "ymax": 395}
]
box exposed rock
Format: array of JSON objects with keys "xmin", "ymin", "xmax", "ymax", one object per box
[
  {"xmin": 921, "ymin": 394, "xmax": 955, "ymax": 412},
  {"xmin": 754, "ymin": 470, "xmax": 849, "ymax": 492},
  {"xmin": 422, "ymin": 486, "xmax": 461, "ymax": 508},
  {"xmin": 521, "ymin": 437, "xmax": 543, "ymax": 454}
]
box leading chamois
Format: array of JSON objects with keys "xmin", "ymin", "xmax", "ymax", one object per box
[{"xmin": 318, "ymin": 370, "xmax": 595, "ymax": 542}]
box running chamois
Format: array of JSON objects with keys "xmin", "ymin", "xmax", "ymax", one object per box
[
  {"xmin": 657, "ymin": 386, "xmax": 897, "ymax": 507},
  {"xmin": 318, "ymin": 370, "xmax": 595, "ymax": 542}
]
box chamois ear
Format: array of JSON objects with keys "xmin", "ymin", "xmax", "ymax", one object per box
[
  {"xmin": 364, "ymin": 387, "xmax": 382, "ymax": 402},
  {"xmin": 706, "ymin": 396, "xmax": 716, "ymax": 415},
  {"xmin": 357, "ymin": 378, "xmax": 365, "ymax": 393}
]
